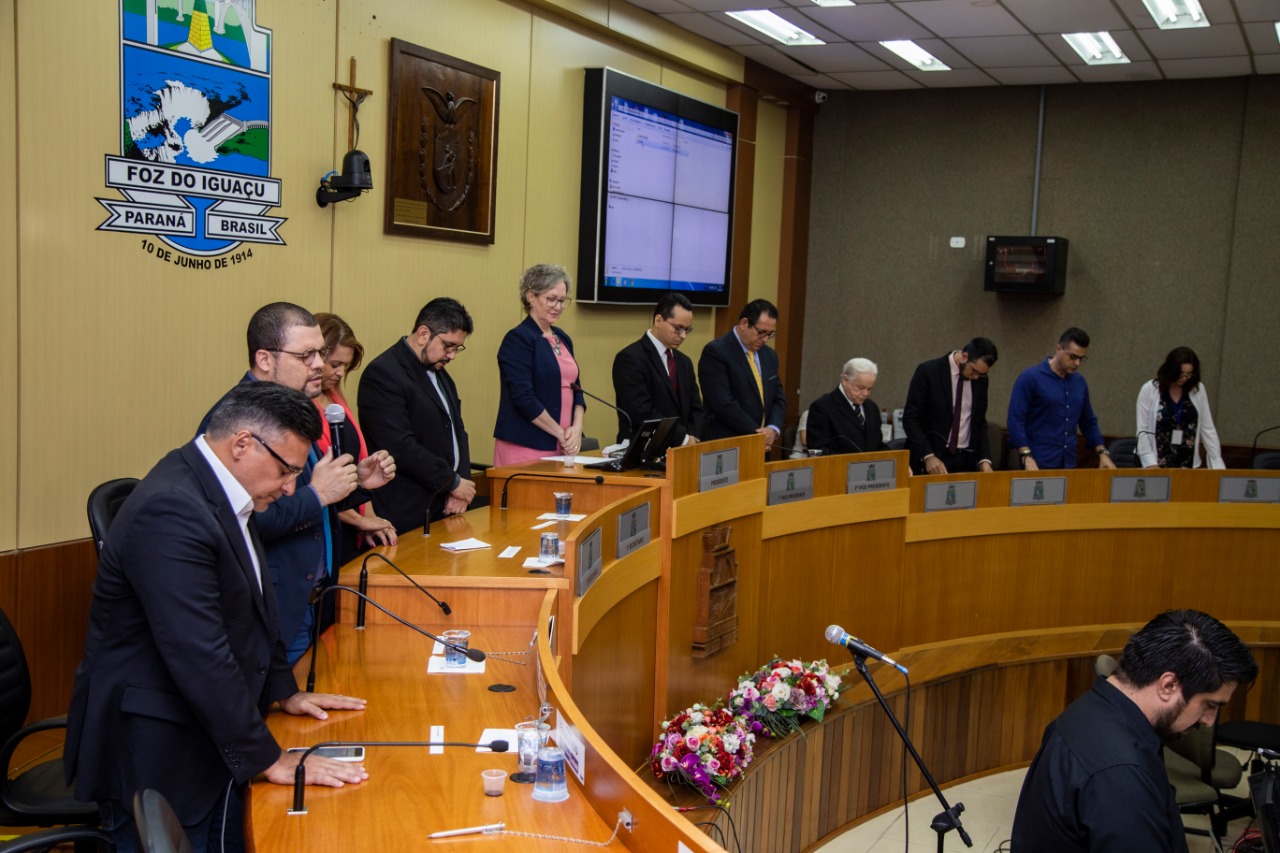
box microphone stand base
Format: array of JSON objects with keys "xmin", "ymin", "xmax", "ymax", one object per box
[{"xmin": 287, "ymin": 808, "xmax": 309, "ymax": 816}]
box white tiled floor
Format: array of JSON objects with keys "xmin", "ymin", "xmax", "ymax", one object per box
[{"xmin": 813, "ymin": 750, "xmax": 1256, "ymax": 853}]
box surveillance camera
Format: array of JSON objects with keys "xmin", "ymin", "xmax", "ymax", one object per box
[{"xmin": 813, "ymin": 91, "xmax": 829, "ymax": 104}]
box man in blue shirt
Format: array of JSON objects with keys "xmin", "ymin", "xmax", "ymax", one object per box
[{"xmin": 1007, "ymin": 327, "xmax": 1117, "ymax": 471}]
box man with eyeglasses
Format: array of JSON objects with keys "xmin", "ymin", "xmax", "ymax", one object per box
[
  {"xmin": 1008, "ymin": 327, "xmax": 1116, "ymax": 471},
  {"xmin": 698, "ymin": 298, "xmax": 787, "ymax": 447},
  {"xmin": 68, "ymin": 382, "xmax": 369, "ymax": 853},
  {"xmin": 358, "ymin": 298, "xmax": 477, "ymax": 533},
  {"xmin": 198, "ymin": 302, "xmax": 396, "ymax": 664},
  {"xmin": 903, "ymin": 338, "xmax": 999, "ymax": 475},
  {"xmin": 612, "ymin": 292, "xmax": 704, "ymax": 448}
]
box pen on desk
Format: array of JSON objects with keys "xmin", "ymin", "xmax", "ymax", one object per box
[{"xmin": 428, "ymin": 822, "xmax": 505, "ymax": 839}]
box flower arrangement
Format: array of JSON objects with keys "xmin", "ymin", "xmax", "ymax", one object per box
[
  {"xmin": 728, "ymin": 658, "xmax": 845, "ymax": 738},
  {"xmin": 649, "ymin": 702, "xmax": 758, "ymax": 801}
]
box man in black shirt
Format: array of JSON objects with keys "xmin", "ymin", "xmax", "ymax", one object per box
[{"xmin": 1012, "ymin": 609, "xmax": 1257, "ymax": 852}]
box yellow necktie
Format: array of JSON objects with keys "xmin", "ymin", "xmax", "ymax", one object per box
[{"xmin": 746, "ymin": 350, "xmax": 764, "ymax": 424}]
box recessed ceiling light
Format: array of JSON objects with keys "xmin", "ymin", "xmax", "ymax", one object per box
[
  {"xmin": 1140, "ymin": 0, "xmax": 1209, "ymax": 30},
  {"xmin": 1275, "ymin": 22, "xmax": 1280, "ymax": 46},
  {"xmin": 810, "ymin": 0, "xmax": 856, "ymax": 7},
  {"xmin": 725, "ymin": 10, "xmax": 825, "ymax": 46},
  {"xmin": 879, "ymin": 40, "xmax": 950, "ymax": 71},
  {"xmin": 1062, "ymin": 32, "xmax": 1130, "ymax": 66}
]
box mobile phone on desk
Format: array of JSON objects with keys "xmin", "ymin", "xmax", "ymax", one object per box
[{"xmin": 287, "ymin": 746, "xmax": 365, "ymax": 761}]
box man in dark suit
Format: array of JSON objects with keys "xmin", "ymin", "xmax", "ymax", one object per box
[
  {"xmin": 806, "ymin": 358, "xmax": 883, "ymax": 455},
  {"xmin": 66, "ymin": 383, "xmax": 368, "ymax": 853},
  {"xmin": 198, "ymin": 303, "xmax": 396, "ymax": 664},
  {"xmin": 358, "ymin": 298, "xmax": 475, "ymax": 532},
  {"xmin": 612, "ymin": 292, "xmax": 704, "ymax": 447},
  {"xmin": 697, "ymin": 298, "xmax": 787, "ymax": 445},
  {"xmin": 902, "ymin": 338, "xmax": 999, "ymax": 475}
]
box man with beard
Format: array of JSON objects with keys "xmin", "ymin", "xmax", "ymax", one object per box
[
  {"xmin": 358, "ymin": 298, "xmax": 475, "ymax": 532},
  {"xmin": 199, "ymin": 302, "xmax": 396, "ymax": 662},
  {"xmin": 1012, "ymin": 609, "xmax": 1257, "ymax": 851}
]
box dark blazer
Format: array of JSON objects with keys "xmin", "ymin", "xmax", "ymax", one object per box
[
  {"xmin": 493, "ymin": 315, "xmax": 586, "ymax": 452},
  {"xmin": 902, "ymin": 352, "xmax": 991, "ymax": 473},
  {"xmin": 697, "ymin": 329, "xmax": 786, "ymax": 441},
  {"xmin": 198, "ymin": 374, "xmax": 365, "ymax": 651},
  {"xmin": 65, "ymin": 442, "xmax": 297, "ymax": 823},
  {"xmin": 806, "ymin": 388, "xmax": 883, "ymax": 455},
  {"xmin": 358, "ymin": 338, "xmax": 470, "ymax": 532},
  {"xmin": 611, "ymin": 334, "xmax": 703, "ymax": 446}
]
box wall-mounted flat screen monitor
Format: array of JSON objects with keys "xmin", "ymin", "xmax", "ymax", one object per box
[
  {"xmin": 984, "ymin": 236, "xmax": 1069, "ymax": 295},
  {"xmin": 577, "ymin": 68, "xmax": 737, "ymax": 308}
]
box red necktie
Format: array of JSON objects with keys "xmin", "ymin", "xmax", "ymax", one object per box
[
  {"xmin": 666, "ymin": 349, "xmax": 678, "ymax": 395},
  {"xmin": 948, "ymin": 371, "xmax": 964, "ymax": 453}
]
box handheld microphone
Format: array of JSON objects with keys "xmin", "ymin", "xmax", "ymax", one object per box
[
  {"xmin": 306, "ymin": 585, "xmax": 481, "ymax": 692},
  {"xmin": 571, "ymin": 380, "xmax": 633, "ymax": 439},
  {"xmin": 422, "ymin": 475, "xmax": 460, "ymax": 538},
  {"xmin": 324, "ymin": 404, "xmax": 346, "ymax": 458},
  {"xmin": 360, "ymin": 552, "xmax": 451, "ymax": 621},
  {"xmin": 500, "ymin": 472, "xmax": 604, "ymax": 510},
  {"xmin": 825, "ymin": 624, "xmax": 908, "ymax": 674},
  {"xmin": 289, "ymin": 739, "xmax": 509, "ymax": 815}
]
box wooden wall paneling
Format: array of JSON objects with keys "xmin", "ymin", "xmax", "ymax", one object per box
[{"xmin": 667, "ymin": 435, "xmax": 765, "ymax": 499}]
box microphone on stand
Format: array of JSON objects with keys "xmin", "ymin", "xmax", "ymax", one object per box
[
  {"xmin": 422, "ymin": 475, "xmax": 460, "ymax": 538},
  {"xmin": 306, "ymin": 585, "xmax": 482, "ymax": 692},
  {"xmin": 570, "ymin": 380, "xmax": 632, "ymax": 439},
  {"xmin": 359, "ymin": 552, "xmax": 451, "ymax": 626},
  {"xmin": 289, "ymin": 739, "xmax": 509, "ymax": 815},
  {"xmin": 499, "ymin": 472, "xmax": 604, "ymax": 510},
  {"xmin": 1251, "ymin": 424, "xmax": 1280, "ymax": 468},
  {"xmin": 324, "ymin": 404, "xmax": 346, "ymax": 459},
  {"xmin": 825, "ymin": 624, "xmax": 908, "ymax": 675},
  {"xmin": 831, "ymin": 434, "xmax": 864, "ymax": 455}
]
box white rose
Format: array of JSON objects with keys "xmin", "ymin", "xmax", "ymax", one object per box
[
  {"xmin": 771, "ymin": 682, "xmax": 791, "ymax": 702},
  {"xmin": 722, "ymin": 733, "xmax": 741, "ymax": 753}
]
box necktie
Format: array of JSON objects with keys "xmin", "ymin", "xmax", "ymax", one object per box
[
  {"xmin": 746, "ymin": 351, "xmax": 764, "ymax": 425},
  {"xmin": 948, "ymin": 371, "xmax": 964, "ymax": 454},
  {"xmin": 666, "ymin": 348, "xmax": 678, "ymax": 395},
  {"xmin": 855, "ymin": 405, "xmax": 865, "ymax": 428}
]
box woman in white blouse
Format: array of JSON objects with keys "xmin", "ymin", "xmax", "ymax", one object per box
[{"xmin": 1136, "ymin": 346, "xmax": 1224, "ymax": 469}]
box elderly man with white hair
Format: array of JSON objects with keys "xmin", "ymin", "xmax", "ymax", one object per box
[{"xmin": 805, "ymin": 358, "xmax": 882, "ymax": 455}]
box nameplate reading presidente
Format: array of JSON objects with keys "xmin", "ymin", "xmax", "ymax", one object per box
[
  {"xmin": 846, "ymin": 460, "xmax": 896, "ymax": 494},
  {"xmin": 924, "ymin": 480, "xmax": 978, "ymax": 512},
  {"xmin": 699, "ymin": 449, "xmax": 740, "ymax": 492},
  {"xmin": 1218, "ymin": 476, "xmax": 1280, "ymax": 504},
  {"xmin": 1109, "ymin": 476, "xmax": 1170, "ymax": 503},
  {"xmin": 1010, "ymin": 477, "xmax": 1067, "ymax": 506},
  {"xmin": 768, "ymin": 467, "xmax": 814, "ymax": 505},
  {"xmin": 616, "ymin": 503, "xmax": 652, "ymax": 558},
  {"xmin": 576, "ymin": 528, "xmax": 604, "ymax": 596}
]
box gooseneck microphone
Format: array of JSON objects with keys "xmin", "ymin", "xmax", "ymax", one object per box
[
  {"xmin": 826, "ymin": 624, "xmax": 908, "ymax": 675},
  {"xmin": 831, "ymin": 434, "xmax": 864, "ymax": 455},
  {"xmin": 306, "ymin": 585, "xmax": 481, "ymax": 692},
  {"xmin": 1251, "ymin": 424, "xmax": 1280, "ymax": 468},
  {"xmin": 359, "ymin": 552, "xmax": 451, "ymax": 627},
  {"xmin": 422, "ymin": 475, "xmax": 460, "ymax": 538},
  {"xmin": 289, "ymin": 739, "xmax": 509, "ymax": 815},
  {"xmin": 499, "ymin": 472, "xmax": 604, "ymax": 510},
  {"xmin": 570, "ymin": 380, "xmax": 633, "ymax": 438},
  {"xmin": 324, "ymin": 404, "xmax": 346, "ymax": 458}
]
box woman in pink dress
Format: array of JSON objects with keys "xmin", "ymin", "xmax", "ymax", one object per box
[{"xmin": 492, "ymin": 264, "xmax": 586, "ymax": 466}]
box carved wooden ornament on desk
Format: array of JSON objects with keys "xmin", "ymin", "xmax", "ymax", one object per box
[{"xmin": 692, "ymin": 526, "xmax": 738, "ymax": 659}]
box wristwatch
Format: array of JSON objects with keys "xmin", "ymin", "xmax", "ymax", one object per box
[{"xmin": 1097, "ymin": 447, "xmax": 1111, "ymax": 456}]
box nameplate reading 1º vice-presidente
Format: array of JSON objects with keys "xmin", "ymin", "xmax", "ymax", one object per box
[
  {"xmin": 616, "ymin": 503, "xmax": 652, "ymax": 559},
  {"xmin": 846, "ymin": 460, "xmax": 896, "ymax": 494},
  {"xmin": 768, "ymin": 467, "xmax": 814, "ymax": 505},
  {"xmin": 699, "ymin": 448, "xmax": 740, "ymax": 492},
  {"xmin": 576, "ymin": 528, "xmax": 604, "ymax": 596}
]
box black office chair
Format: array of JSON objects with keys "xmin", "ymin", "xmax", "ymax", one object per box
[
  {"xmin": 1165, "ymin": 722, "xmax": 1245, "ymax": 847},
  {"xmin": 0, "ymin": 826, "xmax": 114, "ymax": 852},
  {"xmin": 0, "ymin": 607, "xmax": 100, "ymax": 830},
  {"xmin": 1107, "ymin": 437, "xmax": 1140, "ymax": 468},
  {"xmin": 1252, "ymin": 451, "xmax": 1280, "ymax": 471},
  {"xmin": 87, "ymin": 478, "xmax": 139, "ymax": 553},
  {"xmin": 885, "ymin": 437, "xmax": 906, "ymax": 451},
  {"xmin": 133, "ymin": 789, "xmax": 193, "ymax": 853}
]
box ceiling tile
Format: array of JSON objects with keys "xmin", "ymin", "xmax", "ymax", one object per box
[
  {"xmin": 1244, "ymin": 22, "xmax": 1280, "ymax": 55},
  {"xmin": 789, "ymin": 73, "xmax": 853, "ymax": 91},
  {"xmin": 946, "ymin": 35, "xmax": 1060, "ymax": 67},
  {"xmin": 1159, "ymin": 56, "xmax": 1255, "ymax": 78},
  {"xmin": 901, "ymin": 67, "xmax": 1001, "ymax": 87},
  {"xmin": 1137, "ymin": 24, "xmax": 1247, "ymax": 60},
  {"xmin": 862, "ymin": 37, "xmax": 974, "ymax": 69},
  {"xmin": 984, "ymin": 66, "xmax": 1083, "ymax": 86},
  {"xmin": 1000, "ymin": 0, "xmax": 1130, "ymax": 35},
  {"xmin": 1234, "ymin": 0, "xmax": 1280, "ymax": 22},
  {"xmin": 675, "ymin": 0, "xmax": 787, "ymax": 10},
  {"xmin": 894, "ymin": 0, "xmax": 1030, "ymax": 38},
  {"xmin": 828, "ymin": 69, "xmax": 925, "ymax": 89},
  {"xmin": 1255, "ymin": 54, "xmax": 1280, "ymax": 74},
  {"xmin": 1070, "ymin": 60, "xmax": 1165, "ymax": 82},
  {"xmin": 623, "ymin": 0, "xmax": 696, "ymax": 13},
  {"xmin": 779, "ymin": 41, "xmax": 892, "ymax": 72},
  {"xmin": 733, "ymin": 43, "xmax": 826, "ymax": 75},
  {"xmin": 795, "ymin": 5, "xmax": 933, "ymax": 42},
  {"xmin": 659, "ymin": 12, "xmax": 762, "ymax": 45}
]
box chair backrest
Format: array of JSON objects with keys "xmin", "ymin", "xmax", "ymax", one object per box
[
  {"xmin": 1108, "ymin": 437, "xmax": 1139, "ymax": 468},
  {"xmin": 87, "ymin": 478, "xmax": 139, "ymax": 554},
  {"xmin": 1254, "ymin": 451, "xmax": 1280, "ymax": 471},
  {"xmin": 133, "ymin": 789, "xmax": 194, "ymax": 853},
  {"xmin": 0, "ymin": 606, "xmax": 33, "ymax": 748},
  {"xmin": 1093, "ymin": 654, "xmax": 1118, "ymax": 678}
]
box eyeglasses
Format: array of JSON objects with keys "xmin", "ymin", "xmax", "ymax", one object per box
[
  {"xmin": 251, "ymin": 433, "xmax": 303, "ymax": 480},
  {"xmin": 750, "ymin": 324, "xmax": 777, "ymax": 341},
  {"xmin": 1179, "ymin": 371, "xmax": 1195, "ymax": 379},
  {"xmin": 664, "ymin": 320, "xmax": 693, "ymax": 336},
  {"xmin": 271, "ymin": 346, "xmax": 331, "ymax": 364},
  {"xmin": 542, "ymin": 295, "xmax": 572, "ymax": 308},
  {"xmin": 1063, "ymin": 352, "xmax": 1087, "ymax": 363},
  {"xmin": 430, "ymin": 332, "xmax": 467, "ymax": 355}
]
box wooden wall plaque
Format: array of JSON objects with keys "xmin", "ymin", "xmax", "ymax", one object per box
[{"xmin": 692, "ymin": 526, "xmax": 738, "ymax": 659}]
